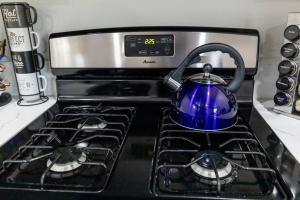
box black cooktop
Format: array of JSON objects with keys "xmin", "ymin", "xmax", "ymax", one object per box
[{"xmin": 0, "ymin": 102, "xmax": 290, "ymax": 200}]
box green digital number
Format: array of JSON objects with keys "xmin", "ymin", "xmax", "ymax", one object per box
[{"xmin": 145, "ymin": 38, "xmax": 155, "ymax": 45}]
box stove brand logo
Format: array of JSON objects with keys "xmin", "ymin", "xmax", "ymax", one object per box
[
  {"xmin": 2, "ymin": 8, "xmax": 18, "ymax": 22},
  {"xmin": 143, "ymin": 59, "xmax": 156, "ymax": 64}
]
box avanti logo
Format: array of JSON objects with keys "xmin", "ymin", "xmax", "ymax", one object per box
[{"xmin": 143, "ymin": 59, "xmax": 156, "ymax": 64}]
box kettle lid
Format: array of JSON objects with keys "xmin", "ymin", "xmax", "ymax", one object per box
[
  {"xmin": 189, "ymin": 73, "xmax": 226, "ymax": 85},
  {"xmin": 189, "ymin": 63, "xmax": 226, "ymax": 85}
]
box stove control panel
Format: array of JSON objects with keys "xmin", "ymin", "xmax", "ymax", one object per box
[
  {"xmin": 274, "ymin": 13, "xmax": 300, "ymax": 119},
  {"xmin": 50, "ymin": 29, "xmax": 258, "ymax": 69},
  {"xmin": 124, "ymin": 35, "xmax": 174, "ymax": 57}
]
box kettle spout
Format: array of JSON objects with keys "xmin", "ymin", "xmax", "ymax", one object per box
[{"xmin": 163, "ymin": 74, "xmax": 181, "ymax": 91}]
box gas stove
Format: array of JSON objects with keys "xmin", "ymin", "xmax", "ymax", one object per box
[{"xmin": 0, "ymin": 27, "xmax": 299, "ymax": 200}]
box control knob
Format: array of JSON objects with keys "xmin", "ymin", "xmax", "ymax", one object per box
[
  {"xmin": 274, "ymin": 92, "xmax": 291, "ymax": 106},
  {"xmin": 276, "ymin": 77, "xmax": 294, "ymax": 91},
  {"xmin": 281, "ymin": 43, "xmax": 299, "ymax": 59}
]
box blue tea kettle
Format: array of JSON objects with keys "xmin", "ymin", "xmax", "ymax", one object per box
[{"xmin": 164, "ymin": 43, "xmax": 245, "ymax": 131}]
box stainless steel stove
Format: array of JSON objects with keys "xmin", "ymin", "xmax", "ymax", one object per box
[{"xmin": 0, "ymin": 27, "xmax": 299, "ymax": 200}]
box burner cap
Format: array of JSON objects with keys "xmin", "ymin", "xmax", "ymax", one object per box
[
  {"xmin": 191, "ymin": 150, "xmax": 232, "ymax": 179},
  {"xmin": 77, "ymin": 121, "xmax": 107, "ymax": 132},
  {"xmin": 47, "ymin": 143, "xmax": 87, "ymax": 173}
]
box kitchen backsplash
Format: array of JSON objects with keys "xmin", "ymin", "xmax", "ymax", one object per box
[{"xmin": 0, "ymin": 0, "xmax": 300, "ymax": 99}]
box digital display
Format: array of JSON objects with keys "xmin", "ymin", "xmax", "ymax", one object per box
[
  {"xmin": 144, "ymin": 38, "xmax": 155, "ymax": 45},
  {"xmin": 125, "ymin": 35, "xmax": 174, "ymax": 57}
]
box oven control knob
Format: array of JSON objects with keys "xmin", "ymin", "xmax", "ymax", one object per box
[
  {"xmin": 274, "ymin": 92, "xmax": 291, "ymax": 106},
  {"xmin": 276, "ymin": 77, "xmax": 294, "ymax": 91},
  {"xmin": 281, "ymin": 43, "xmax": 299, "ymax": 59},
  {"xmin": 284, "ymin": 25, "xmax": 300, "ymax": 41},
  {"xmin": 278, "ymin": 60, "xmax": 296, "ymax": 76}
]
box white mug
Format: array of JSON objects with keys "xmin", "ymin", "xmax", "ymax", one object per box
[
  {"xmin": 16, "ymin": 72, "xmax": 47, "ymax": 102},
  {"xmin": 6, "ymin": 27, "xmax": 40, "ymax": 52}
]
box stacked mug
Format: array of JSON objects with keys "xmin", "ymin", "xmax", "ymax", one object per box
[{"xmin": 0, "ymin": 2, "xmax": 48, "ymax": 105}]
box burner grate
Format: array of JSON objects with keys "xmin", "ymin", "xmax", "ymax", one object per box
[
  {"xmin": 0, "ymin": 104, "xmax": 135, "ymax": 192},
  {"xmin": 151, "ymin": 108, "xmax": 277, "ymax": 199}
]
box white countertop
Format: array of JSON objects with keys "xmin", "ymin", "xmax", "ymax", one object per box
[
  {"xmin": 254, "ymin": 99, "xmax": 300, "ymax": 163},
  {"xmin": 0, "ymin": 97, "xmax": 57, "ymax": 147}
]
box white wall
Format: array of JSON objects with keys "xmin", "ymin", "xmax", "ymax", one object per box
[{"xmin": 1, "ymin": 0, "xmax": 300, "ymax": 99}]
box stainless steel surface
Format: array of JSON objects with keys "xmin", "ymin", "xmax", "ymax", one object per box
[
  {"xmin": 274, "ymin": 13, "xmax": 300, "ymax": 115},
  {"xmin": 166, "ymin": 77, "xmax": 181, "ymax": 91},
  {"xmin": 50, "ymin": 31, "xmax": 258, "ymax": 69}
]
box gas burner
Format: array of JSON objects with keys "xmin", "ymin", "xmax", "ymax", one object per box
[
  {"xmin": 77, "ymin": 121, "xmax": 107, "ymax": 132},
  {"xmin": 47, "ymin": 167, "xmax": 83, "ymax": 179},
  {"xmin": 46, "ymin": 143, "xmax": 88, "ymax": 173},
  {"xmin": 191, "ymin": 150, "xmax": 236, "ymax": 184}
]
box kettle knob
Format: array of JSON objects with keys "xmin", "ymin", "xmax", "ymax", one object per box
[{"xmin": 203, "ymin": 63, "xmax": 213, "ymax": 75}]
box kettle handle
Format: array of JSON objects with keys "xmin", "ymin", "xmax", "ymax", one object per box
[{"xmin": 164, "ymin": 43, "xmax": 245, "ymax": 93}]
